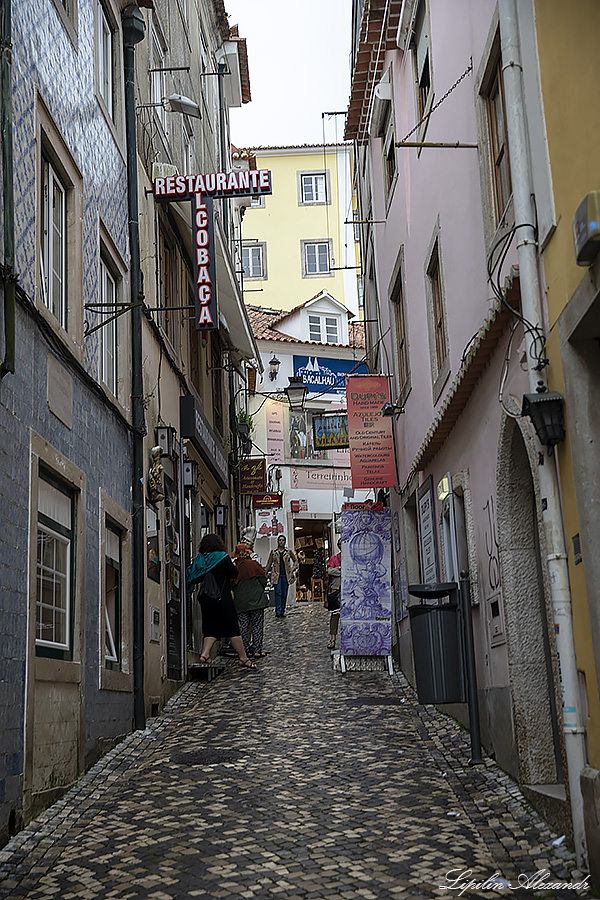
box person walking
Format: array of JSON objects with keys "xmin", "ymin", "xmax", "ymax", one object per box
[
  {"xmin": 265, "ymin": 535, "xmax": 298, "ymax": 618},
  {"xmin": 232, "ymin": 544, "xmax": 269, "ymax": 657},
  {"xmin": 326, "ymin": 541, "xmax": 342, "ymax": 649},
  {"xmin": 187, "ymin": 534, "xmax": 257, "ymax": 669}
]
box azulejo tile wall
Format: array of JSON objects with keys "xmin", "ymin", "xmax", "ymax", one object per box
[{"xmin": 12, "ymin": 0, "xmax": 129, "ymax": 375}]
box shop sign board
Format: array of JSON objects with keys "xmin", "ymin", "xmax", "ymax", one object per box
[
  {"xmin": 417, "ymin": 475, "xmax": 439, "ymax": 584},
  {"xmin": 290, "ymin": 466, "xmax": 352, "ymax": 490},
  {"xmin": 180, "ymin": 395, "xmax": 228, "ymax": 489},
  {"xmin": 346, "ymin": 375, "xmax": 395, "ymax": 488},
  {"xmin": 253, "ymin": 492, "xmax": 283, "ymax": 509},
  {"xmin": 340, "ymin": 507, "xmax": 392, "ymax": 656},
  {"xmin": 293, "ymin": 356, "xmax": 367, "ymax": 394},
  {"xmin": 255, "ymin": 507, "xmax": 285, "ymax": 537},
  {"xmin": 154, "ymin": 170, "xmax": 272, "ymax": 331},
  {"xmin": 239, "ymin": 458, "xmax": 267, "ymax": 494},
  {"xmin": 266, "ymin": 399, "xmax": 285, "ymax": 463},
  {"xmin": 312, "ymin": 413, "xmax": 349, "ymax": 450}
]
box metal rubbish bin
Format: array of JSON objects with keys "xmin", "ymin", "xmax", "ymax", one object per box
[{"xmin": 408, "ymin": 583, "xmax": 466, "ymax": 705}]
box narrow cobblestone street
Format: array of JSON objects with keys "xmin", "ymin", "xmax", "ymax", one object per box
[{"xmin": 0, "ymin": 605, "xmax": 588, "ymax": 900}]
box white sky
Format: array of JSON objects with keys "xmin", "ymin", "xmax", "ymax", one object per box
[{"xmin": 224, "ymin": 0, "xmax": 352, "ymax": 148}]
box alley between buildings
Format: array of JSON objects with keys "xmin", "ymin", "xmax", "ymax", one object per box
[{"xmin": 0, "ymin": 605, "xmax": 586, "ymax": 900}]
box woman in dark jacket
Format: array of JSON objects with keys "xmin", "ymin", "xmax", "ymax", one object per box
[
  {"xmin": 187, "ymin": 534, "xmax": 257, "ymax": 668},
  {"xmin": 232, "ymin": 544, "xmax": 269, "ymax": 657}
]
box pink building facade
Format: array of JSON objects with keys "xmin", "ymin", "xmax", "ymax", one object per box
[{"xmin": 347, "ymin": 0, "xmax": 572, "ymax": 839}]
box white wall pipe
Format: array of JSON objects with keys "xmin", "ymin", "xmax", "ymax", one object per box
[{"xmin": 498, "ymin": 0, "xmax": 588, "ymax": 868}]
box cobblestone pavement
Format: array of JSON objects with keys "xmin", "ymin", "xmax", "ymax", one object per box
[{"xmin": 0, "ymin": 604, "xmax": 590, "ymax": 900}]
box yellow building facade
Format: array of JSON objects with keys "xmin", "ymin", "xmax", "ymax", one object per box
[
  {"xmin": 534, "ymin": 0, "xmax": 600, "ymax": 877},
  {"xmin": 233, "ymin": 145, "xmax": 359, "ymax": 313}
]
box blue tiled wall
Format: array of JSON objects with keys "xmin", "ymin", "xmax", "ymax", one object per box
[{"xmin": 1, "ymin": 0, "xmax": 135, "ymax": 839}]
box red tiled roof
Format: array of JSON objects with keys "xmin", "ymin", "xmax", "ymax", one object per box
[
  {"xmin": 214, "ymin": 0, "xmax": 230, "ymax": 41},
  {"xmin": 271, "ymin": 291, "xmax": 354, "ymax": 326},
  {"xmin": 345, "ymin": 0, "xmax": 403, "ymax": 143},
  {"xmin": 246, "ymin": 305, "xmax": 366, "ymax": 350}
]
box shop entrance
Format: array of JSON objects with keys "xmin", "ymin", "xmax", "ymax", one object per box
[{"xmin": 293, "ymin": 519, "xmax": 332, "ymax": 602}]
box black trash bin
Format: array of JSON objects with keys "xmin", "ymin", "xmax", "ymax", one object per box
[{"xmin": 408, "ymin": 583, "xmax": 466, "ymax": 705}]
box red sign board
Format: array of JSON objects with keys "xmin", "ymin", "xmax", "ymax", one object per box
[
  {"xmin": 239, "ymin": 458, "xmax": 267, "ymax": 494},
  {"xmin": 290, "ymin": 500, "xmax": 300, "ymax": 513},
  {"xmin": 346, "ymin": 375, "xmax": 396, "ymax": 488},
  {"xmin": 253, "ymin": 493, "xmax": 283, "ymax": 509}
]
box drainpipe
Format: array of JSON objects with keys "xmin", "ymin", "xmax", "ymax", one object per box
[
  {"xmin": 122, "ymin": 4, "xmax": 147, "ymax": 731},
  {"xmin": 499, "ymin": 0, "xmax": 588, "ymax": 867},
  {"xmin": 1, "ymin": 0, "xmax": 15, "ymax": 379}
]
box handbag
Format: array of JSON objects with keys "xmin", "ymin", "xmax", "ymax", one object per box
[
  {"xmin": 327, "ymin": 590, "xmax": 341, "ymax": 611},
  {"xmin": 198, "ymin": 571, "xmax": 221, "ymax": 603}
]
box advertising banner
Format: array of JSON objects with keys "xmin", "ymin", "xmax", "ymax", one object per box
[
  {"xmin": 255, "ymin": 507, "xmax": 285, "ymax": 537},
  {"xmin": 290, "ymin": 466, "xmax": 352, "ymax": 490},
  {"xmin": 340, "ymin": 508, "xmax": 392, "ymax": 656},
  {"xmin": 253, "ymin": 493, "xmax": 283, "ymax": 509},
  {"xmin": 293, "ymin": 356, "xmax": 367, "ymax": 394},
  {"xmin": 312, "ymin": 413, "xmax": 349, "ymax": 449},
  {"xmin": 266, "ymin": 399, "xmax": 285, "ymax": 463},
  {"xmin": 346, "ymin": 375, "xmax": 395, "ymax": 488},
  {"xmin": 239, "ymin": 458, "xmax": 267, "ymax": 494}
]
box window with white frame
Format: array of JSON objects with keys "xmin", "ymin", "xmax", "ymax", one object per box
[
  {"xmin": 41, "ymin": 157, "xmax": 67, "ymax": 329},
  {"xmin": 299, "ymin": 171, "xmax": 329, "ymax": 205},
  {"xmin": 424, "ymin": 222, "xmax": 450, "ymax": 402},
  {"xmin": 151, "ymin": 28, "xmax": 167, "ymax": 132},
  {"xmin": 242, "ymin": 243, "xmax": 266, "ymax": 279},
  {"xmin": 302, "ymin": 240, "xmax": 332, "ymax": 276},
  {"xmin": 325, "ymin": 317, "xmax": 339, "ymax": 344},
  {"xmin": 308, "ymin": 315, "xmax": 321, "ymax": 342},
  {"xmin": 97, "ymin": 1, "xmax": 113, "ymax": 116},
  {"xmin": 486, "ymin": 52, "xmax": 512, "ymax": 229},
  {"xmin": 105, "ymin": 522, "xmax": 121, "ymax": 668},
  {"xmin": 99, "ymin": 258, "xmax": 117, "ymax": 394},
  {"xmin": 36, "ymin": 474, "xmax": 75, "ymax": 658},
  {"xmin": 412, "ymin": 1, "xmax": 434, "ymax": 140},
  {"xmin": 389, "ymin": 248, "xmax": 410, "ymax": 403}
]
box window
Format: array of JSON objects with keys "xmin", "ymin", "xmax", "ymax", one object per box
[
  {"xmin": 105, "ymin": 523, "xmax": 121, "ymax": 669},
  {"xmin": 309, "ymin": 315, "xmax": 321, "ymax": 342},
  {"xmin": 97, "ymin": 1, "xmax": 113, "ymax": 116},
  {"xmin": 36, "ymin": 474, "xmax": 75, "ymax": 659},
  {"xmin": 242, "ymin": 243, "xmax": 266, "ymax": 279},
  {"xmin": 159, "ymin": 225, "xmax": 177, "ymax": 346},
  {"xmin": 424, "ymin": 223, "xmax": 450, "ymax": 402},
  {"xmin": 50, "ymin": 0, "xmax": 78, "ymax": 46},
  {"xmin": 382, "ymin": 104, "xmax": 397, "ymax": 196},
  {"xmin": 41, "ymin": 157, "xmax": 67, "ymax": 328},
  {"xmin": 325, "ymin": 317, "xmax": 339, "ymax": 344},
  {"xmin": 302, "ymin": 240, "xmax": 333, "ymax": 277},
  {"xmin": 99, "ymin": 258, "xmax": 117, "ymax": 394},
  {"xmin": 183, "ymin": 120, "xmax": 194, "ymax": 176},
  {"xmin": 389, "ymin": 249, "xmax": 410, "ymax": 402},
  {"xmin": 151, "ymin": 28, "xmax": 167, "ymax": 133},
  {"xmin": 486, "ymin": 56, "xmax": 511, "ymax": 227},
  {"xmin": 412, "ymin": 1, "xmax": 433, "ymax": 140},
  {"xmin": 289, "ymin": 411, "xmax": 326, "ymax": 461},
  {"xmin": 298, "ymin": 170, "xmax": 331, "ymax": 206},
  {"xmin": 371, "ymin": 69, "xmax": 396, "ymax": 199},
  {"xmin": 211, "ymin": 340, "xmax": 223, "ymax": 434}
]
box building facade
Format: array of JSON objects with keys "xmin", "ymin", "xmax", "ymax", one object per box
[
  {"xmin": 346, "ymin": 0, "xmax": 593, "ymax": 866},
  {"xmin": 233, "ymin": 144, "xmax": 359, "ymax": 315},
  {"xmin": 0, "ymin": 0, "xmax": 257, "ymax": 845},
  {"xmin": 245, "ymin": 295, "xmax": 369, "ymax": 587}
]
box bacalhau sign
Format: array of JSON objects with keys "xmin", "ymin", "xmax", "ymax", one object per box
[{"xmin": 154, "ymin": 169, "xmax": 272, "ymax": 330}]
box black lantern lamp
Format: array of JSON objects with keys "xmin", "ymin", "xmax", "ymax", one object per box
[
  {"xmin": 284, "ymin": 375, "xmax": 308, "ymax": 411},
  {"xmin": 268, "ymin": 354, "xmax": 281, "ymax": 381},
  {"xmin": 522, "ymin": 381, "xmax": 566, "ymax": 454}
]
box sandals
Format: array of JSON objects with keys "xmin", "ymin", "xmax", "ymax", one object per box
[
  {"xmin": 327, "ymin": 640, "xmax": 335, "ymax": 650},
  {"xmin": 199, "ymin": 655, "xmax": 211, "ymax": 664},
  {"xmin": 239, "ymin": 658, "xmax": 257, "ymax": 669}
]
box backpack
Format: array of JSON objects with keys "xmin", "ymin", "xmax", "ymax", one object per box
[{"xmin": 197, "ymin": 571, "xmax": 221, "ymax": 603}]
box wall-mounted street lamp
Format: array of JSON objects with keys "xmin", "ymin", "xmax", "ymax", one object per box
[
  {"xmin": 285, "ymin": 375, "xmax": 308, "ymax": 411},
  {"xmin": 521, "ymin": 381, "xmax": 566, "ymax": 455},
  {"xmin": 381, "ymin": 401, "xmax": 404, "ymax": 417},
  {"xmin": 137, "ymin": 93, "xmax": 201, "ymax": 119},
  {"xmin": 268, "ymin": 355, "xmax": 281, "ymax": 381}
]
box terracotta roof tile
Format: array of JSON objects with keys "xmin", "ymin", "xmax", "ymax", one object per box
[{"xmin": 246, "ymin": 305, "xmax": 365, "ymax": 350}]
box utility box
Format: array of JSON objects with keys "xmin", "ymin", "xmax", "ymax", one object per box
[
  {"xmin": 573, "ymin": 191, "xmax": 600, "ymax": 266},
  {"xmin": 408, "ymin": 583, "xmax": 466, "ymax": 705}
]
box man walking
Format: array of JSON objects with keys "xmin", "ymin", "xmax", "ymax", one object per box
[{"xmin": 266, "ymin": 535, "xmax": 298, "ymax": 618}]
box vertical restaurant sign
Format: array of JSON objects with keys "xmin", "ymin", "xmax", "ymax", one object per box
[
  {"xmin": 346, "ymin": 375, "xmax": 395, "ymax": 488},
  {"xmin": 266, "ymin": 398, "xmax": 285, "ymax": 463},
  {"xmin": 154, "ymin": 170, "xmax": 273, "ymax": 331}
]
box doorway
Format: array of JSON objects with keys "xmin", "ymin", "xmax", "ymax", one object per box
[{"xmin": 293, "ymin": 519, "xmax": 332, "ymax": 602}]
